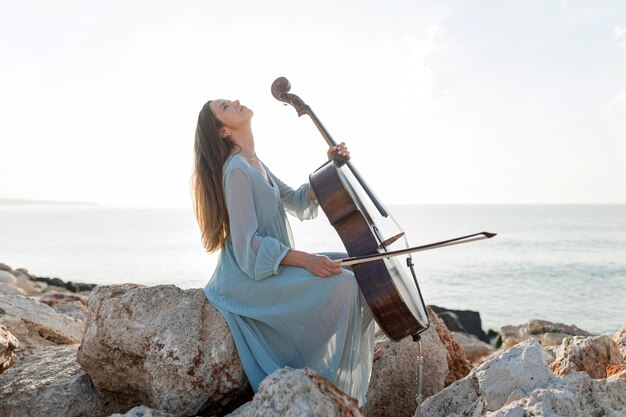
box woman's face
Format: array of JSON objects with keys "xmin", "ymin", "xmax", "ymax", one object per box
[{"xmin": 209, "ymin": 99, "xmax": 253, "ymax": 131}]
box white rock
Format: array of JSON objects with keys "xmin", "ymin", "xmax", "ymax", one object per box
[
  {"xmin": 501, "ymin": 320, "xmax": 590, "ymax": 349},
  {"xmin": 227, "ymin": 367, "xmax": 363, "ymax": 417},
  {"xmin": 43, "ymin": 284, "xmax": 73, "ymax": 294},
  {"xmin": 421, "ymin": 339, "xmax": 556, "ymax": 416},
  {"xmin": 110, "ymin": 405, "xmax": 176, "ymax": 417},
  {"xmin": 0, "ymin": 295, "xmax": 85, "ymax": 357},
  {"xmin": 474, "ymin": 339, "xmax": 555, "ymax": 411},
  {"xmin": 488, "ymin": 372, "xmax": 626, "ymax": 417},
  {"xmin": 31, "ymin": 280, "xmax": 48, "ymax": 293},
  {"xmin": 420, "ymin": 375, "xmax": 486, "ymax": 417},
  {"xmin": 452, "ymin": 331, "xmax": 496, "ymax": 363},
  {"xmin": 13, "ymin": 275, "xmax": 36, "ymax": 294},
  {"xmin": 77, "ymin": 284, "xmax": 249, "ymax": 417},
  {"xmin": 39, "ymin": 292, "xmax": 90, "ymax": 321},
  {"xmin": 0, "ymin": 270, "xmax": 17, "ymax": 285},
  {"xmin": 0, "ymin": 345, "xmax": 136, "ymax": 417},
  {"xmin": 0, "ymin": 282, "xmax": 28, "ymax": 296},
  {"xmin": 422, "ymin": 338, "xmax": 626, "ymax": 417}
]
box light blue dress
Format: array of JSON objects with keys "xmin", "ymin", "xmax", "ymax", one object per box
[{"xmin": 204, "ymin": 154, "xmax": 376, "ymax": 405}]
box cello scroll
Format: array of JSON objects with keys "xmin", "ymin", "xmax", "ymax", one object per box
[{"xmin": 271, "ymin": 77, "xmax": 310, "ymax": 117}]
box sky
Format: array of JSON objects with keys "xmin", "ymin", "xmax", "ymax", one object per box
[{"xmin": 1, "ymin": 0, "xmax": 625, "ymax": 207}]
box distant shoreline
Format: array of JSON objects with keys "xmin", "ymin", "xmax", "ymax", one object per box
[
  {"xmin": 0, "ymin": 199, "xmax": 98, "ymax": 206},
  {"xmin": 1, "ymin": 199, "xmax": 625, "ymax": 207}
]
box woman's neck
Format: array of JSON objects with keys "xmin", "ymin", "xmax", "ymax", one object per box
[
  {"xmin": 229, "ymin": 126, "xmax": 256, "ymax": 159},
  {"xmin": 238, "ymin": 149, "xmax": 258, "ymax": 160}
]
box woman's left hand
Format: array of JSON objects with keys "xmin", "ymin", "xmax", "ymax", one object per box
[{"xmin": 327, "ymin": 142, "xmax": 350, "ymax": 161}]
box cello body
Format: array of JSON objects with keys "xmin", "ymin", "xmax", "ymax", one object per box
[
  {"xmin": 272, "ymin": 77, "xmax": 430, "ymax": 341},
  {"xmin": 310, "ymin": 161, "xmax": 430, "ymax": 341}
]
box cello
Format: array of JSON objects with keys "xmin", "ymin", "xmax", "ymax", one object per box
[{"xmin": 271, "ymin": 77, "xmax": 495, "ymax": 342}]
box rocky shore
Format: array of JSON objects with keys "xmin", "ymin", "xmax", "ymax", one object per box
[{"xmin": 1, "ymin": 262, "xmax": 625, "ymax": 417}]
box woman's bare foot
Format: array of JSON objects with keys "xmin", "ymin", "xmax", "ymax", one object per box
[{"xmin": 373, "ymin": 345, "xmax": 384, "ymax": 362}]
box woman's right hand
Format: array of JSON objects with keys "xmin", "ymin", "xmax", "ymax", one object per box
[{"xmin": 304, "ymin": 254, "xmax": 343, "ymax": 278}]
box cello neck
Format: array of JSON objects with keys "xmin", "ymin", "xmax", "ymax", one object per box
[{"xmin": 271, "ymin": 76, "xmax": 388, "ymax": 218}]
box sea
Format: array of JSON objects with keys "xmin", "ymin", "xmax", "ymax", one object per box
[{"xmin": 1, "ymin": 203, "xmax": 624, "ymax": 335}]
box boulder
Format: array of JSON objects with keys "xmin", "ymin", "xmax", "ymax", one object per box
[
  {"xmin": 33, "ymin": 275, "xmax": 97, "ymax": 293},
  {"xmin": 42, "ymin": 283, "xmax": 73, "ymax": 294},
  {"xmin": 29, "ymin": 280, "xmax": 48, "ymax": 295},
  {"xmin": 13, "ymin": 274, "xmax": 36, "ymax": 294},
  {"xmin": 472, "ymin": 338, "xmax": 555, "ymax": 411},
  {"xmin": 40, "ymin": 291, "xmax": 90, "ymax": 305},
  {"xmin": 0, "ymin": 324, "xmax": 19, "ymax": 374},
  {"xmin": 428, "ymin": 309, "xmax": 472, "ymax": 386},
  {"xmin": 452, "ymin": 331, "xmax": 496, "ymax": 365},
  {"xmin": 39, "ymin": 292, "xmax": 90, "ymax": 321},
  {"xmin": 0, "ymin": 345, "xmax": 136, "ymax": 417},
  {"xmin": 364, "ymin": 308, "xmax": 462, "ymax": 417},
  {"xmin": 227, "ymin": 367, "xmax": 363, "ymax": 417},
  {"xmin": 420, "ymin": 338, "xmax": 626, "ymax": 417},
  {"xmin": 0, "ymin": 295, "xmax": 85, "ymax": 357},
  {"xmin": 13, "ymin": 268, "xmax": 35, "ymax": 279},
  {"xmin": 550, "ymin": 335, "xmax": 622, "ymax": 378},
  {"xmin": 501, "ymin": 319, "xmax": 591, "ymax": 349},
  {"xmin": 491, "ymin": 371, "xmax": 626, "ymax": 417},
  {"xmin": 429, "ymin": 305, "xmax": 489, "ymax": 342},
  {"xmin": 110, "ymin": 405, "xmax": 177, "ymax": 417},
  {"xmin": 0, "ymin": 263, "xmax": 13, "ymax": 272},
  {"xmin": 77, "ymin": 284, "xmax": 249, "ymax": 417},
  {"xmin": 421, "ymin": 339, "xmax": 555, "ymax": 415},
  {"xmin": 50, "ymin": 299, "xmax": 89, "ymax": 320},
  {"xmin": 0, "ymin": 282, "xmax": 28, "ymax": 296},
  {"xmin": 0, "ymin": 270, "xmax": 17, "ymax": 285},
  {"xmin": 613, "ymin": 319, "xmax": 626, "ymax": 362}
]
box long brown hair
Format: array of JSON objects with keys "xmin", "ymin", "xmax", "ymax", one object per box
[{"xmin": 192, "ymin": 101, "xmax": 238, "ymax": 252}]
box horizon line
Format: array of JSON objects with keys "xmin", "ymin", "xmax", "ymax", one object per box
[{"xmin": 1, "ymin": 198, "xmax": 625, "ymax": 209}]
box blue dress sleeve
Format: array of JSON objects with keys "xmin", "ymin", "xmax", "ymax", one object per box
[
  {"xmin": 224, "ymin": 167, "xmax": 291, "ymax": 281},
  {"xmin": 267, "ymin": 168, "xmax": 319, "ymax": 221}
]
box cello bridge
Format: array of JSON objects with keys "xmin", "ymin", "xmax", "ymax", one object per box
[{"xmin": 382, "ymin": 232, "xmax": 405, "ymax": 248}]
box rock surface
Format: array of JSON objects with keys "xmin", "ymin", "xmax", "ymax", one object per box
[
  {"xmin": 39, "ymin": 291, "xmax": 90, "ymax": 321},
  {"xmin": 227, "ymin": 367, "xmax": 363, "ymax": 417},
  {"xmin": 613, "ymin": 319, "xmax": 626, "ymax": 362},
  {"xmin": 421, "ymin": 339, "xmax": 555, "ymax": 415},
  {"xmin": 0, "ymin": 324, "xmax": 19, "ymax": 373},
  {"xmin": 550, "ymin": 334, "xmax": 622, "ymax": 378},
  {"xmin": 452, "ymin": 331, "xmax": 496, "ymax": 365},
  {"xmin": 33, "ymin": 274, "xmax": 97, "ymax": 292},
  {"xmin": 77, "ymin": 284, "xmax": 249, "ymax": 417},
  {"xmin": 501, "ymin": 319, "xmax": 591, "ymax": 349},
  {"xmin": 428, "ymin": 308, "xmax": 473, "ymax": 386},
  {"xmin": 0, "ymin": 270, "xmax": 17, "ymax": 285},
  {"xmin": 420, "ymin": 338, "xmax": 626, "ymax": 417},
  {"xmin": 364, "ymin": 308, "xmax": 470, "ymax": 417},
  {"xmin": 607, "ymin": 364, "xmax": 626, "ymax": 380},
  {"xmin": 0, "ymin": 282, "xmax": 27, "ymax": 296},
  {"xmin": 110, "ymin": 405, "xmax": 177, "ymax": 417},
  {"xmin": 491, "ymin": 372, "xmax": 626, "ymax": 417},
  {"xmin": 0, "ymin": 345, "xmax": 135, "ymax": 417},
  {"xmin": 0, "ymin": 294, "xmax": 85, "ymax": 357},
  {"xmin": 430, "ymin": 305, "xmax": 489, "ymax": 342}
]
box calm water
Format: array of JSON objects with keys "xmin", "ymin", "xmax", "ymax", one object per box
[{"xmin": 1, "ymin": 204, "xmax": 624, "ymax": 334}]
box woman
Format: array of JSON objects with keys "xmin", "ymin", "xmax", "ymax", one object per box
[{"xmin": 192, "ymin": 98, "xmax": 377, "ymax": 405}]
